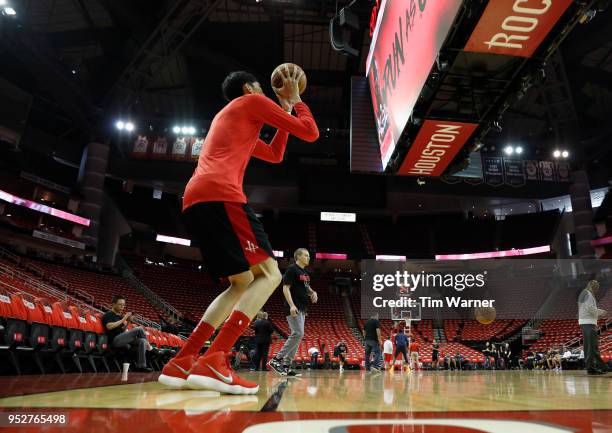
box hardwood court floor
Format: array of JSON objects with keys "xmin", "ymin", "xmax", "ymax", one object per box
[{"xmin": 0, "ymin": 370, "xmax": 610, "ymax": 432}]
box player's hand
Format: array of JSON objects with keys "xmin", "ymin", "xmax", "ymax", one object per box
[
  {"xmin": 310, "ymin": 291, "xmax": 318, "ymax": 304},
  {"xmin": 290, "ymin": 306, "xmax": 298, "ymax": 317},
  {"xmin": 273, "ymin": 65, "xmax": 303, "ymax": 105},
  {"xmin": 276, "ymin": 95, "xmax": 294, "ymax": 113}
]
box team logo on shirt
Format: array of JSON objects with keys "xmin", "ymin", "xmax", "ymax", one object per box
[{"xmin": 245, "ymin": 240, "xmax": 259, "ymax": 253}]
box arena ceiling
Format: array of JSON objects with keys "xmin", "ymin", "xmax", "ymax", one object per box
[{"xmin": 1, "ymin": 0, "xmax": 611, "ymax": 185}]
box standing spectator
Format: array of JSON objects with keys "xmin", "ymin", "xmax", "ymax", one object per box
[
  {"xmin": 363, "ymin": 313, "xmax": 382, "ymax": 372},
  {"xmin": 578, "ymin": 280, "xmax": 608, "ymax": 375},
  {"xmin": 252, "ymin": 311, "xmax": 274, "ymax": 371},
  {"xmin": 269, "ymin": 248, "xmax": 318, "ymax": 377},
  {"xmin": 483, "ymin": 342, "xmax": 492, "ymax": 369},
  {"xmin": 502, "ymin": 343, "xmax": 511, "ymax": 369},
  {"xmin": 431, "ymin": 339, "xmax": 440, "ymax": 370}
]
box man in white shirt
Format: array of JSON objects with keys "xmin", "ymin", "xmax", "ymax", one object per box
[
  {"xmin": 577, "ymin": 280, "xmax": 608, "ymax": 375},
  {"xmin": 383, "ymin": 336, "xmax": 394, "ymax": 371}
]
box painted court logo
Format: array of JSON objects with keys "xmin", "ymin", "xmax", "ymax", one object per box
[{"xmin": 243, "ymin": 419, "xmax": 570, "ymax": 433}]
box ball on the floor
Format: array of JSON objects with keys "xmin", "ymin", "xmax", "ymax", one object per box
[
  {"xmin": 271, "ymin": 63, "xmax": 307, "ymax": 95},
  {"xmin": 475, "ymin": 306, "xmax": 496, "ymax": 324}
]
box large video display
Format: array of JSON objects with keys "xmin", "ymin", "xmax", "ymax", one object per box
[{"xmin": 366, "ymin": 0, "xmax": 463, "ymax": 169}]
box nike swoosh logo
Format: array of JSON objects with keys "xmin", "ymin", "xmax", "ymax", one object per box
[
  {"xmin": 173, "ymin": 362, "xmax": 191, "ymax": 376},
  {"xmin": 207, "ymin": 364, "xmax": 233, "ymax": 383}
]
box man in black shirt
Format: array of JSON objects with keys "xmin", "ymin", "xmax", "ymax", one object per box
[
  {"xmin": 252, "ymin": 311, "xmax": 274, "ymax": 371},
  {"xmin": 334, "ymin": 342, "xmax": 348, "ymax": 372},
  {"xmin": 269, "ymin": 248, "xmax": 317, "ymax": 376},
  {"xmin": 102, "ymin": 295, "xmax": 152, "ymax": 372},
  {"xmin": 431, "ymin": 339, "xmax": 440, "ymax": 369},
  {"xmin": 483, "ymin": 341, "xmax": 492, "ymax": 369},
  {"xmin": 363, "ymin": 313, "xmax": 382, "ymax": 372}
]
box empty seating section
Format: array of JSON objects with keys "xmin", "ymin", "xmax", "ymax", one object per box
[
  {"xmin": 28, "ymin": 259, "xmax": 159, "ymax": 321},
  {"xmin": 459, "ymin": 320, "xmax": 525, "ymax": 341},
  {"xmin": 530, "ymin": 320, "xmax": 582, "ymax": 352},
  {"xmin": 128, "ymin": 259, "xmax": 221, "ymax": 323},
  {"xmin": 0, "ymin": 259, "xmax": 183, "ymax": 374}
]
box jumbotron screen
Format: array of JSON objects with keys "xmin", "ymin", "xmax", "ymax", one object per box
[{"xmin": 366, "ymin": 0, "xmax": 463, "ymax": 169}]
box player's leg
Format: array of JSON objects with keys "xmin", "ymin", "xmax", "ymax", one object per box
[
  {"xmin": 365, "ymin": 341, "xmax": 373, "ymax": 371},
  {"xmin": 187, "ymin": 258, "xmax": 282, "ymax": 394},
  {"xmin": 158, "ymin": 270, "xmax": 253, "ymax": 388},
  {"xmin": 270, "ymin": 311, "xmax": 305, "ymax": 375}
]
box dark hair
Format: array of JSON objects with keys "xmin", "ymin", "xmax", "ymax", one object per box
[
  {"xmin": 112, "ymin": 295, "xmax": 126, "ymax": 304},
  {"xmin": 222, "ymin": 71, "xmax": 258, "ymax": 101}
]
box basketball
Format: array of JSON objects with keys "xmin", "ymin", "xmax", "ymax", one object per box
[
  {"xmin": 271, "ymin": 63, "xmax": 307, "ymax": 95},
  {"xmin": 475, "ymin": 306, "xmax": 496, "ymax": 324}
]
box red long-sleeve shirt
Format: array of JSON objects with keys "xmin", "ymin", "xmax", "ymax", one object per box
[{"xmin": 183, "ymin": 93, "xmax": 318, "ymax": 210}]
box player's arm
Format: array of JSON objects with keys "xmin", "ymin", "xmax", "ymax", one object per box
[
  {"xmin": 282, "ymin": 284, "xmax": 298, "ymax": 316},
  {"xmin": 249, "ymin": 95, "xmax": 318, "ymax": 142},
  {"xmin": 252, "ymin": 130, "xmax": 290, "ymax": 163},
  {"xmin": 376, "ymin": 327, "xmax": 381, "ymax": 343},
  {"xmin": 307, "ymin": 283, "xmax": 318, "ymax": 303}
]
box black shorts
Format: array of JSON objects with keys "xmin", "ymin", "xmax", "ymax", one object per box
[
  {"xmin": 185, "ymin": 202, "xmax": 274, "ymax": 279},
  {"xmin": 432, "ymin": 351, "xmax": 438, "ymax": 361}
]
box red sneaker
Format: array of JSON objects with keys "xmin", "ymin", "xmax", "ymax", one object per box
[
  {"xmin": 186, "ymin": 351, "xmax": 259, "ymax": 395},
  {"xmin": 158, "ymin": 355, "xmax": 196, "ymax": 389}
]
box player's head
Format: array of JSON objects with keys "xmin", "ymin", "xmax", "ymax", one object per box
[
  {"xmin": 294, "ymin": 248, "xmax": 310, "ymax": 266},
  {"xmin": 587, "ymin": 279, "xmax": 600, "ymax": 294},
  {"xmin": 111, "ymin": 295, "xmax": 126, "ymax": 313},
  {"xmin": 222, "ymin": 71, "xmax": 262, "ymax": 101}
]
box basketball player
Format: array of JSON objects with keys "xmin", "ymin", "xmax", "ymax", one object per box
[
  {"xmin": 409, "ymin": 335, "xmax": 420, "ymax": 371},
  {"xmin": 158, "ymin": 68, "xmax": 319, "ymax": 394},
  {"xmin": 383, "ymin": 335, "xmax": 394, "ymax": 371},
  {"xmin": 269, "ymin": 248, "xmax": 318, "ymax": 377},
  {"xmin": 391, "ymin": 328, "xmax": 409, "ymax": 373}
]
